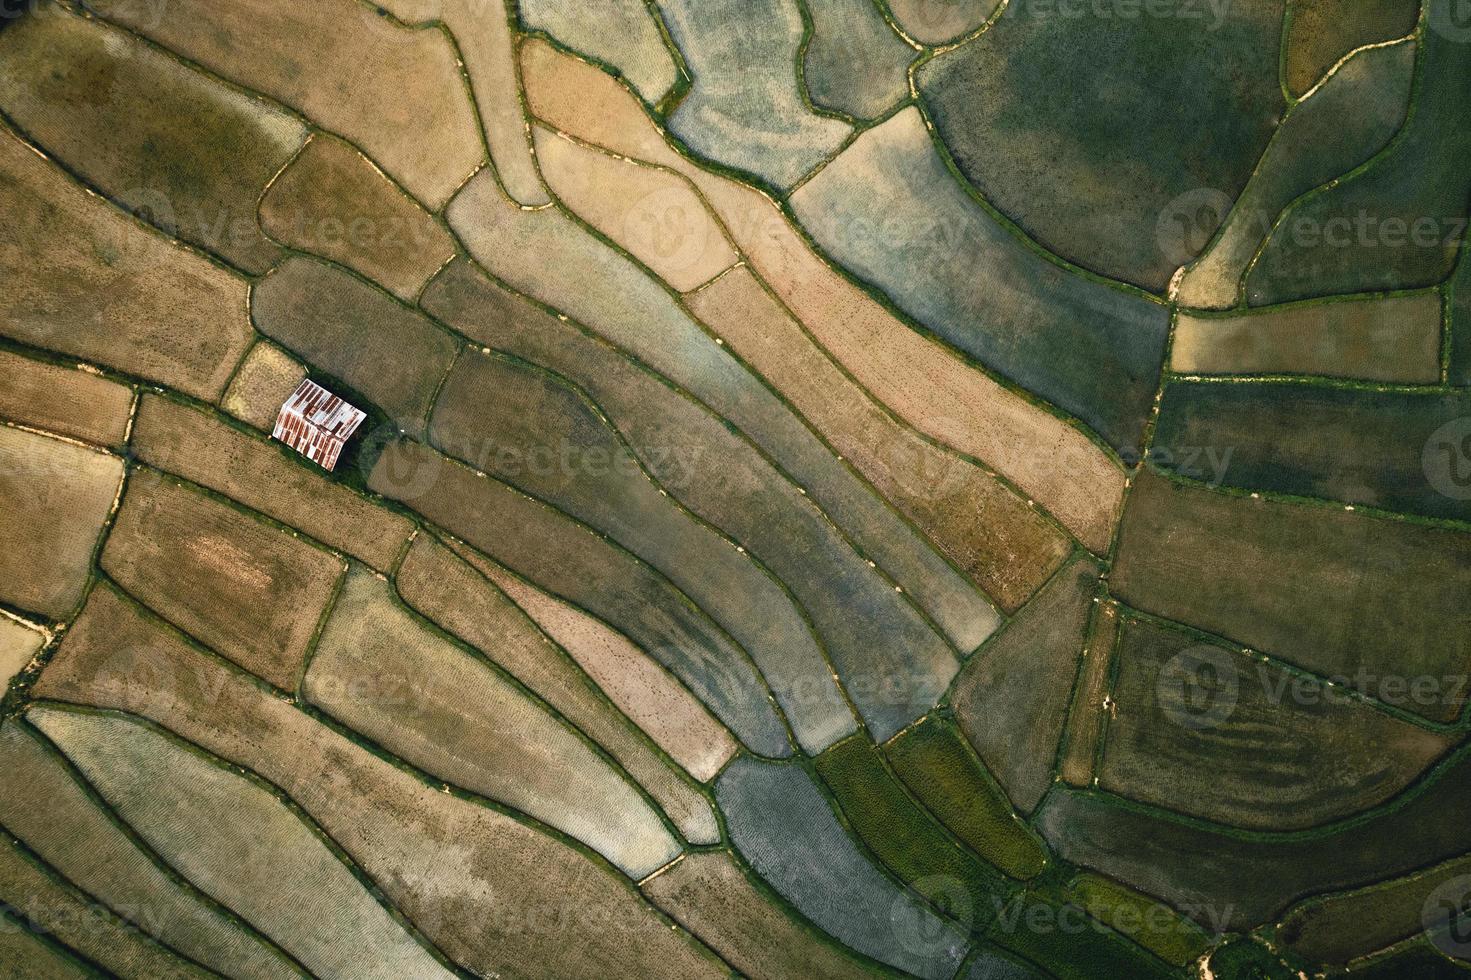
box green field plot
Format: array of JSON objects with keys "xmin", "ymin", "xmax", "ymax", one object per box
[
  {"xmin": 306, "ymin": 567, "xmax": 681, "ymax": 877},
  {"xmin": 790, "ymin": 108, "xmax": 1171, "ymax": 453},
  {"xmin": 1034, "ymin": 747, "xmax": 1471, "ymax": 930},
  {"xmin": 1098, "ymin": 617, "xmax": 1452, "ymax": 830},
  {"xmin": 1063, "ymin": 873, "xmax": 1214, "ymax": 967},
  {"xmin": 716, "ymin": 756, "xmax": 970, "ymax": 980},
  {"xmin": 0, "ymin": 350, "xmax": 133, "ymax": 449},
  {"xmin": 1284, "ymin": 0, "xmax": 1421, "ymax": 97},
  {"xmin": 951, "ymin": 558, "xmax": 1100, "ymax": 812},
  {"xmin": 1153, "ymin": 381, "xmax": 1471, "ymax": 523},
  {"xmin": 0, "ymin": 7, "xmax": 306, "ymax": 274},
  {"xmin": 817, "ymin": 735, "xmax": 1014, "ymax": 917},
  {"xmin": 1112, "ymin": 470, "xmax": 1471, "ymax": 723},
  {"xmin": 916, "ymin": 0, "xmax": 1284, "ymax": 292},
  {"xmin": 0, "ymin": 426, "xmax": 122, "ymax": 620},
  {"xmin": 885, "ymin": 717, "xmax": 1049, "ymax": 881},
  {"xmin": 396, "ymin": 533, "xmax": 720, "ymax": 842},
  {"xmin": 803, "ymin": 0, "xmax": 913, "ymax": 121},
  {"xmin": 103, "ymin": 477, "xmax": 344, "ymax": 690},
  {"xmin": 1275, "ymin": 852, "xmax": 1471, "ymax": 967},
  {"xmin": 985, "ymin": 893, "xmax": 1179, "ymax": 980}
]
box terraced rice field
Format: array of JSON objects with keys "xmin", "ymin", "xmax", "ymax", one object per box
[{"xmin": 0, "ymin": 1, "xmax": 1468, "ymax": 977}]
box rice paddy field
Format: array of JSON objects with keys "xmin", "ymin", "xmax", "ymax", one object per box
[{"xmin": 0, "ymin": 0, "xmax": 1468, "ymax": 977}]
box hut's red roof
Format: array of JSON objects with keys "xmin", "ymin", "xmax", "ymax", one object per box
[{"xmin": 272, "ymin": 379, "xmax": 366, "ymax": 471}]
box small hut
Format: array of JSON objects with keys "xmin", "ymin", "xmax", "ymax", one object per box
[{"xmin": 272, "ymin": 379, "xmax": 365, "ymax": 472}]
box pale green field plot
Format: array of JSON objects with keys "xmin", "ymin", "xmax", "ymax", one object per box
[
  {"xmin": 28, "ymin": 705, "xmax": 455, "ymax": 980},
  {"xmin": 397, "ymin": 533, "xmax": 721, "ymax": 841},
  {"xmin": 102, "ymin": 476, "xmax": 344, "ymax": 690},
  {"xmin": 657, "ymin": 0, "xmax": 852, "ymax": 188},
  {"xmin": 716, "ymin": 756, "xmax": 970, "ymax": 980},
  {"xmin": 0, "ymin": 619, "xmax": 44, "ymax": 691},
  {"xmin": 0, "ymin": 722, "xmax": 301, "ymax": 979},
  {"xmin": 0, "ymin": 426, "xmax": 122, "ymax": 620},
  {"xmin": 803, "ymin": 0, "xmax": 913, "ymax": 120},
  {"xmin": 518, "ymin": 0, "xmax": 679, "ymax": 104},
  {"xmin": 306, "ymin": 567, "xmax": 682, "ymax": 878},
  {"xmin": 0, "ymin": 7, "xmax": 306, "ymax": 273},
  {"xmin": 0, "ymin": 350, "xmax": 133, "ymax": 449},
  {"xmin": 252, "ymin": 256, "xmax": 458, "ymax": 437},
  {"xmin": 259, "ymin": 134, "xmax": 457, "ymax": 301}
]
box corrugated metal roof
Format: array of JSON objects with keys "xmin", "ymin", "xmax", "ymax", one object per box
[{"xmin": 272, "ymin": 379, "xmax": 366, "ymax": 471}]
